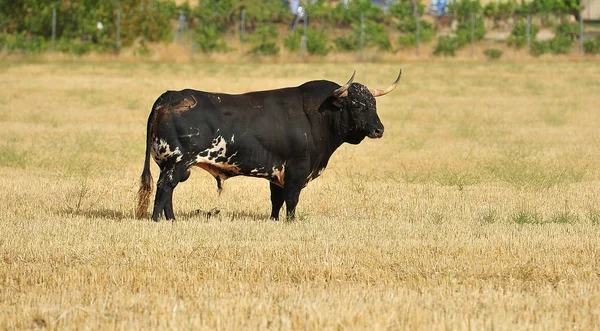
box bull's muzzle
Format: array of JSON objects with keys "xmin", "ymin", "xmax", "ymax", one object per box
[{"xmin": 368, "ymin": 127, "xmax": 385, "ymax": 139}]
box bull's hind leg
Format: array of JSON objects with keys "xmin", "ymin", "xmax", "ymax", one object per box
[
  {"xmin": 152, "ymin": 165, "xmax": 190, "ymax": 221},
  {"xmin": 269, "ymin": 183, "xmax": 284, "ymax": 221}
]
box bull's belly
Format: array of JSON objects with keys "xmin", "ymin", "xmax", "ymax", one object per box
[
  {"xmin": 188, "ymin": 134, "xmax": 285, "ymax": 186},
  {"xmin": 193, "ymin": 161, "xmax": 285, "ymax": 187}
]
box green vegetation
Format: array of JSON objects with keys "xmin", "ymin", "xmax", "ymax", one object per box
[
  {"xmin": 483, "ymin": 48, "xmax": 503, "ymax": 60},
  {"xmin": 391, "ymin": 0, "xmax": 435, "ymax": 47},
  {"xmin": 528, "ymin": 22, "xmax": 576, "ymax": 56},
  {"xmin": 248, "ymin": 24, "xmax": 280, "ymax": 56},
  {"xmin": 0, "ymin": 0, "xmax": 590, "ymax": 57},
  {"xmin": 484, "ymin": 0, "xmax": 518, "ymax": 28},
  {"xmin": 583, "ymin": 38, "xmax": 600, "ymax": 55},
  {"xmin": 433, "ymin": 36, "xmax": 459, "ymax": 56},
  {"xmin": 508, "ymin": 20, "xmax": 539, "ymax": 48},
  {"xmin": 0, "ymin": 142, "xmax": 27, "ymax": 168},
  {"xmin": 284, "ymin": 28, "xmax": 331, "ymax": 56}
]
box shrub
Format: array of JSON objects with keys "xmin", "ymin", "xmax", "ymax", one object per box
[
  {"xmin": 455, "ymin": 16, "xmax": 486, "ymax": 46},
  {"xmin": 303, "ymin": 0, "xmax": 330, "ymax": 24},
  {"xmin": 334, "ymin": 35, "xmax": 360, "ymax": 52},
  {"xmin": 483, "ymin": 48, "xmax": 503, "ymax": 60},
  {"xmin": 333, "ymin": 21, "xmax": 391, "ymax": 52},
  {"xmin": 123, "ymin": 1, "xmax": 175, "ymax": 43},
  {"xmin": 554, "ymin": 21, "xmax": 578, "ymax": 40},
  {"xmin": 508, "ymin": 20, "xmax": 539, "ymax": 48},
  {"xmin": 448, "ymin": 0, "xmax": 483, "ymax": 22},
  {"xmin": 284, "ymin": 28, "xmax": 331, "ymax": 56},
  {"xmin": 194, "ymin": 23, "xmax": 229, "ymax": 53},
  {"xmin": 328, "ymin": 0, "xmax": 386, "ymax": 27},
  {"xmin": 484, "ymin": 0, "xmax": 517, "ymax": 23},
  {"xmin": 447, "ymin": 0, "xmax": 486, "ymax": 49},
  {"xmin": 248, "ymin": 24, "xmax": 280, "ymax": 56},
  {"xmin": 549, "ymin": 35, "xmax": 572, "ymax": 54},
  {"xmin": 531, "ymin": 40, "xmax": 550, "ymax": 56},
  {"xmin": 237, "ymin": 0, "xmax": 291, "ymax": 27},
  {"xmin": 363, "ymin": 21, "xmax": 392, "ymax": 51},
  {"xmin": 391, "ymin": 1, "xmax": 435, "ymax": 47},
  {"xmin": 55, "ymin": 38, "xmax": 92, "ymax": 56},
  {"xmin": 397, "ymin": 22, "xmax": 436, "ymax": 46},
  {"xmin": 0, "ymin": 32, "xmax": 47, "ymax": 53},
  {"xmin": 583, "ymin": 38, "xmax": 600, "ymax": 55},
  {"xmin": 530, "ymin": 0, "xmax": 580, "ymax": 18},
  {"xmin": 433, "ymin": 36, "xmax": 459, "ymax": 56},
  {"xmin": 191, "ymin": 1, "xmax": 231, "ymax": 53}
]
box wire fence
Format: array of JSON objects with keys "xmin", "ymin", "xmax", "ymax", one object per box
[{"xmin": 14, "ymin": 4, "xmax": 600, "ymax": 59}]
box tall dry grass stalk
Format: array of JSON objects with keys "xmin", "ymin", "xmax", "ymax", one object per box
[{"xmin": 0, "ymin": 61, "xmax": 599, "ymax": 329}]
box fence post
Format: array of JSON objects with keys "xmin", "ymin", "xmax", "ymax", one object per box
[
  {"xmin": 470, "ymin": 12, "xmax": 475, "ymax": 58},
  {"xmin": 241, "ymin": 9, "xmax": 245, "ymax": 55},
  {"xmin": 52, "ymin": 8, "xmax": 56, "ymax": 52},
  {"xmin": 174, "ymin": 10, "xmax": 187, "ymax": 44},
  {"xmin": 579, "ymin": 8, "xmax": 584, "ymax": 54},
  {"xmin": 116, "ymin": 9, "xmax": 121, "ymax": 55},
  {"xmin": 360, "ymin": 12, "xmax": 364, "ymax": 61},
  {"xmin": 526, "ymin": 14, "xmax": 531, "ymax": 55},
  {"xmin": 414, "ymin": 6, "xmax": 420, "ymax": 57},
  {"xmin": 300, "ymin": 12, "xmax": 308, "ymax": 59}
]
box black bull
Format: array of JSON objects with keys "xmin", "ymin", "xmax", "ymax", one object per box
[{"xmin": 136, "ymin": 70, "xmax": 402, "ymax": 221}]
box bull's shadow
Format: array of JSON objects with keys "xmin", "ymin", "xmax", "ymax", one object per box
[
  {"xmin": 178, "ymin": 208, "xmax": 271, "ymax": 222},
  {"xmin": 59, "ymin": 207, "xmax": 271, "ymax": 222},
  {"xmin": 58, "ymin": 208, "xmax": 130, "ymax": 220}
]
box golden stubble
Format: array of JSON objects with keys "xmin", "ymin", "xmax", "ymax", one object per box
[{"xmin": 0, "ymin": 61, "xmax": 599, "ymax": 330}]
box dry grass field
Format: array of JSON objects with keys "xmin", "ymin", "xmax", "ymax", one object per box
[{"xmin": 0, "ymin": 60, "xmax": 599, "ymax": 329}]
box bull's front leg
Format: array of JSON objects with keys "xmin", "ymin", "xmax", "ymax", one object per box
[
  {"xmin": 284, "ymin": 185, "xmax": 302, "ymax": 220},
  {"xmin": 282, "ymin": 161, "xmax": 310, "ymax": 221}
]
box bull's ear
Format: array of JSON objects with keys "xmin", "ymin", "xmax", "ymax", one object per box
[{"xmin": 332, "ymin": 98, "xmax": 344, "ymax": 110}]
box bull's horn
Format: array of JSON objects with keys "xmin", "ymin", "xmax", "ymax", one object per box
[
  {"xmin": 369, "ymin": 69, "xmax": 402, "ymax": 97},
  {"xmin": 333, "ymin": 71, "xmax": 356, "ymax": 98}
]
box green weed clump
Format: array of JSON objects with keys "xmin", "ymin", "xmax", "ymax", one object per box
[
  {"xmin": 483, "ymin": 48, "xmax": 503, "ymax": 60},
  {"xmin": 391, "ymin": 0, "xmax": 435, "ymax": 46},
  {"xmin": 508, "ymin": 21, "xmax": 539, "ymax": 48},
  {"xmin": 334, "ymin": 21, "xmax": 391, "ymax": 52},
  {"xmin": 248, "ymin": 24, "xmax": 280, "ymax": 56},
  {"xmin": 0, "ymin": 32, "xmax": 47, "ymax": 53},
  {"xmin": 512, "ymin": 210, "xmax": 542, "ymax": 224},
  {"xmin": 0, "ymin": 143, "xmax": 27, "ymax": 168},
  {"xmin": 583, "ymin": 38, "xmax": 600, "ymax": 55},
  {"xmin": 433, "ymin": 36, "xmax": 459, "ymax": 56},
  {"xmin": 285, "ymin": 28, "xmax": 331, "ymax": 56},
  {"xmin": 587, "ymin": 210, "xmax": 600, "ymax": 225}
]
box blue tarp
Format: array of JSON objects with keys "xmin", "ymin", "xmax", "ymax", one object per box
[{"xmin": 429, "ymin": 0, "xmax": 451, "ymax": 16}]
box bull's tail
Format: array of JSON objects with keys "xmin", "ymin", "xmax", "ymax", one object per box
[{"xmin": 135, "ymin": 111, "xmax": 156, "ymax": 219}]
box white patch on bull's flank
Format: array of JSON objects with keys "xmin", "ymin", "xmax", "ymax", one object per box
[
  {"xmin": 271, "ymin": 163, "xmax": 285, "ymax": 187},
  {"xmin": 193, "ymin": 136, "xmax": 241, "ymax": 180},
  {"xmin": 231, "ymin": 134, "xmax": 234, "ymax": 144},
  {"xmin": 250, "ymin": 168, "xmax": 269, "ymax": 176},
  {"xmin": 151, "ymin": 138, "xmax": 182, "ymax": 163}
]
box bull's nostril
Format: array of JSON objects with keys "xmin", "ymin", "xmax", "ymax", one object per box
[{"xmin": 369, "ymin": 127, "xmax": 384, "ymax": 138}]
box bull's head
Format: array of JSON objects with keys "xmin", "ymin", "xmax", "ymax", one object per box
[{"xmin": 332, "ymin": 70, "xmax": 402, "ymax": 144}]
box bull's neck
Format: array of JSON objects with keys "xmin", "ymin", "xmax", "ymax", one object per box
[{"xmin": 325, "ymin": 109, "xmax": 351, "ymax": 153}]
